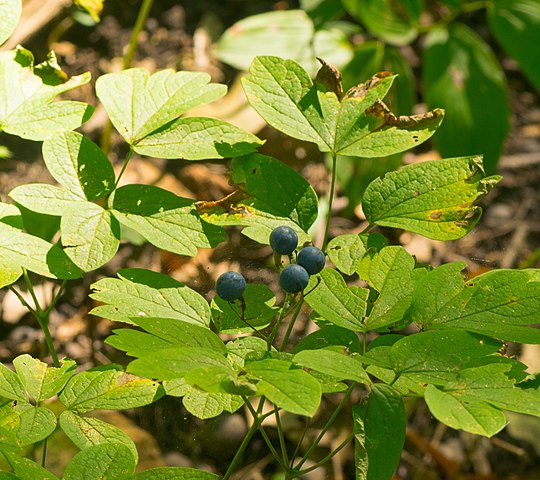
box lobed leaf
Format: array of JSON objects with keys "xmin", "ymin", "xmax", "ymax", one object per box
[
  {"xmin": 90, "ymin": 269, "xmax": 211, "ymax": 327},
  {"xmin": 363, "ymin": 155, "xmax": 500, "ymax": 240}
]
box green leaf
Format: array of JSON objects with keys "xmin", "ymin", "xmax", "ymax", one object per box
[
  {"xmin": 245, "ymin": 358, "xmax": 322, "ymax": 416},
  {"xmin": 293, "ymin": 349, "xmax": 370, "ymax": 383},
  {"xmin": 390, "ymin": 331, "xmax": 502, "ymax": 387},
  {"xmin": 2, "ymin": 451, "xmax": 58, "ymax": 480},
  {"xmin": 488, "ymin": 0, "xmax": 540, "ymax": 93},
  {"xmin": 363, "ymin": 155, "xmax": 501, "ymax": 240},
  {"xmin": 0, "ymin": 222, "xmax": 81, "ymax": 279},
  {"xmin": 326, "ymin": 233, "xmax": 386, "ymax": 276},
  {"xmin": 242, "ymin": 56, "xmax": 339, "ymax": 151},
  {"xmin": 126, "ymin": 347, "xmax": 229, "ymax": 381},
  {"xmin": 12, "ymin": 355, "xmax": 76, "ymax": 403},
  {"xmin": 133, "ymin": 116, "xmax": 262, "ymax": 160},
  {"xmin": 0, "ymin": 202, "xmax": 23, "ymax": 228},
  {"xmin": 0, "ymin": 47, "xmax": 93, "ymax": 140},
  {"xmin": 0, "ymin": 0, "xmax": 21, "ymax": 46},
  {"xmin": 217, "ymin": 10, "xmax": 315, "ymax": 71},
  {"xmin": 362, "ymin": 246, "xmax": 415, "ymax": 330},
  {"xmin": 58, "ymin": 370, "xmax": 160, "ymax": 414},
  {"xmin": 342, "ymin": 0, "xmax": 421, "ymax": 45},
  {"xmin": 353, "ymin": 384, "xmax": 406, "ymax": 480},
  {"xmin": 42, "ymin": 132, "xmax": 115, "ymax": 200},
  {"xmin": 59, "ymin": 410, "xmax": 138, "ymax": 462},
  {"xmin": 0, "ymin": 401, "xmax": 56, "ymax": 447},
  {"xmin": 226, "ymin": 336, "xmax": 268, "ymax": 367},
  {"xmin": 96, "ymin": 68, "xmax": 225, "ymax": 144},
  {"xmin": 411, "ymin": 265, "xmax": 540, "ymax": 343},
  {"xmin": 61, "ymin": 202, "xmax": 120, "ymax": 271},
  {"xmin": 63, "ymin": 443, "xmax": 136, "ymax": 480},
  {"xmin": 230, "ymin": 153, "xmax": 319, "ymax": 232},
  {"xmin": 211, "ymin": 283, "xmax": 278, "ymax": 334},
  {"xmin": 9, "ymin": 184, "xmax": 82, "ymax": 216},
  {"xmin": 423, "ymin": 23, "xmax": 509, "ymax": 174},
  {"xmin": 110, "ymin": 184, "xmax": 225, "ymax": 256},
  {"xmin": 182, "ymin": 388, "xmax": 244, "ymax": 419},
  {"xmin": 304, "ymin": 268, "xmax": 369, "ymax": 332},
  {"xmin": 133, "ymin": 467, "xmax": 220, "ymax": 480},
  {"xmin": 90, "ymin": 269, "xmax": 211, "ymax": 327},
  {"xmin": 107, "ymin": 317, "xmax": 226, "ymax": 357},
  {"xmin": 243, "ymin": 56, "xmax": 442, "ymax": 157},
  {"xmin": 0, "ymin": 363, "xmax": 26, "ymax": 402},
  {"xmin": 292, "ymin": 326, "xmax": 362, "ymax": 354},
  {"xmin": 425, "ymin": 384, "xmax": 507, "ymax": 437}
]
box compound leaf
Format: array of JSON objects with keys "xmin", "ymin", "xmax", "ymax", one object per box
[
  {"xmin": 411, "ymin": 265, "xmax": 540, "ymax": 343},
  {"xmin": 211, "ymin": 283, "xmax": 278, "ymax": 334},
  {"xmin": 90, "ymin": 268, "xmax": 211, "ymax": 327},
  {"xmin": 58, "ymin": 370, "xmax": 160, "ymax": 414},
  {"xmin": 61, "ymin": 202, "xmax": 120, "ymax": 272},
  {"xmin": 245, "ymin": 358, "xmax": 322, "ymax": 416},
  {"xmin": 63, "ymin": 443, "xmax": 135, "ymax": 480},
  {"xmin": 230, "ymin": 153, "xmax": 319, "ymax": 232},
  {"xmin": 110, "ymin": 184, "xmax": 225, "ymax": 256},
  {"xmin": 0, "ymin": 222, "xmax": 81, "ymax": 280},
  {"xmin": 59, "ymin": 410, "xmax": 138, "ymax": 462},
  {"xmin": 0, "ymin": 47, "xmax": 92, "ymax": 140},
  {"xmin": 304, "ymin": 268, "xmax": 368, "ymax": 332},
  {"xmin": 42, "ymin": 131, "xmax": 115, "ymax": 200},
  {"xmin": 363, "ymin": 155, "xmax": 500, "ymax": 240},
  {"xmin": 12, "ymin": 354, "xmax": 76, "ymax": 403}
]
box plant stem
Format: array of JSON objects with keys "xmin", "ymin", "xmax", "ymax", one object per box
[
  {"xmin": 275, "ymin": 409, "xmax": 289, "ymax": 467},
  {"xmin": 293, "ymin": 432, "xmax": 354, "ymax": 477},
  {"xmin": 322, "ymin": 153, "xmax": 338, "ymax": 252},
  {"xmin": 41, "ymin": 438, "xmax": 48, "ymax": 467},
  {"xmin": 267, "ymin": 294, "xmax": 291, "ymax": 349},
  {"xmin": 279, "ymin": 297, "xmax": 304, "ymax": 351},
  {"xmin": 294, "ymin": 382, "xmax": 356, "ymax": 470},
  {"xmin": 114, "ymin": 147, "xmax": 134, "ymax": 189},
  {"xmin": 243, "ymin": 398, "xmax": 289, "ymax": 473}
]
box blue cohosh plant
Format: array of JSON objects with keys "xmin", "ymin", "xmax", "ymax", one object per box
[{"xmin": 1, "ymin": 1, "xmax": 540, "ymax": 479}]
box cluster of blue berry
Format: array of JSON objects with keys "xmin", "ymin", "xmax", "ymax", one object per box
[{"xmin": 215, "ymin": 226, "xmax": 325, "ymax": 301}]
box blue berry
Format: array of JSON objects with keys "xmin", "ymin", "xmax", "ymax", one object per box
[
  {"xmin": 216, "ymin": 271, "xmax": 246, "ymax": 301},
  {"xmin": 270, "ymin": 226, "xmax": 298, "ymax": 255},
  {"xmin": 279, "ymin": 264, "xmax": 309, "ymax": 293},
  {"xmin": 297, "ymin": 246, "xmax": 326, "ymax": 275}
]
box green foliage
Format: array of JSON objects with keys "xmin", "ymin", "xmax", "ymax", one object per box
[{"xmin": 0, "ymin": 5, "xmax": 539, "ymax": 478}]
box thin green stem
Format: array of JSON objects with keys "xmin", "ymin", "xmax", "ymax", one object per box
[
  {"xmin": 222, "ymin": 422, "xmax": 258, "ymax": 480},
  {"xmin": 275, "ymin": 410, "xmax": 289, "ymax": 467},
  {"xmin": 23, "ymin": 269, "xmax": 42, "ymax": 314},
  {"xmin": 122, "ymin": 0, "xmax": 154, "ymax": 70},
  {"xmin": 294, "ymin": 382, "xmax": 356, "ymax": 470},
  {"xmin": 114, "ymin": 147, "xmax": 134, "ymax": 190},
  {"xmin": 293, "ymin": 432, "xmax": 354, "ymax": 477},
  {"xmin": 44, "ymin": 280, "xmax": 67, "ymax": 317},
  {"xmin": 41, "ymin": 438, "xmax": 48, "ymax": 467},
  {"xmin": 290, "ymin": 418, "xmax": 311, "ymax": 468},
  {"xmin": 243, "ymin": 398, "xmax": 289, "ymax": 473},
  {"xmin": 322, "ymin": 153, "xmax": 338, "ymax": 252},
  {"xmin": 279, "ymin": 297, "xmax": 304, "ymax": 351},
  {"xmin": 267, "ymin": 295, "xmax": 291, "ymax": 349}
]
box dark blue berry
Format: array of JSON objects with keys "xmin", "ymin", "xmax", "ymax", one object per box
[
  {"xmin": 279, "ymin": 264, "xmax": 309, "ymax": 293},
  {"xmin": 216, "ymin": 271, "xmax": 246, "ymax": 301},
  {"xmin": 297, "ymin": 246, "xmax": 326, "ymax": 275},
  {"xmin": 270, "ymin": 226, "xmax": 298, "ymax": 255}
]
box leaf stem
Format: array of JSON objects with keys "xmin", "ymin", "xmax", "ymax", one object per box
[
  {"xmin": 322, "ymin": 153, "xmax": 338, "ymax": 252},
  {"xmin": 275, "ymin": 409, "xmax": 289, "ymax": 466},
  {"xmin": 293, "ymin": 432, "xmax": 354, "ymax": 476},
  {"xmin": 267, "ymin": 294, "xmax": 291, "ymax": 349},
  {"xmin": 114, "ymin": 147, "xmax": 134, "ymax": 190},
  {"xmin": 294, "ymin": 382, "xmax": 356, "ymax": 470},
  {"xmin": 279, "ymin": 296, "xmax": 304, "ymax": 351}
]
